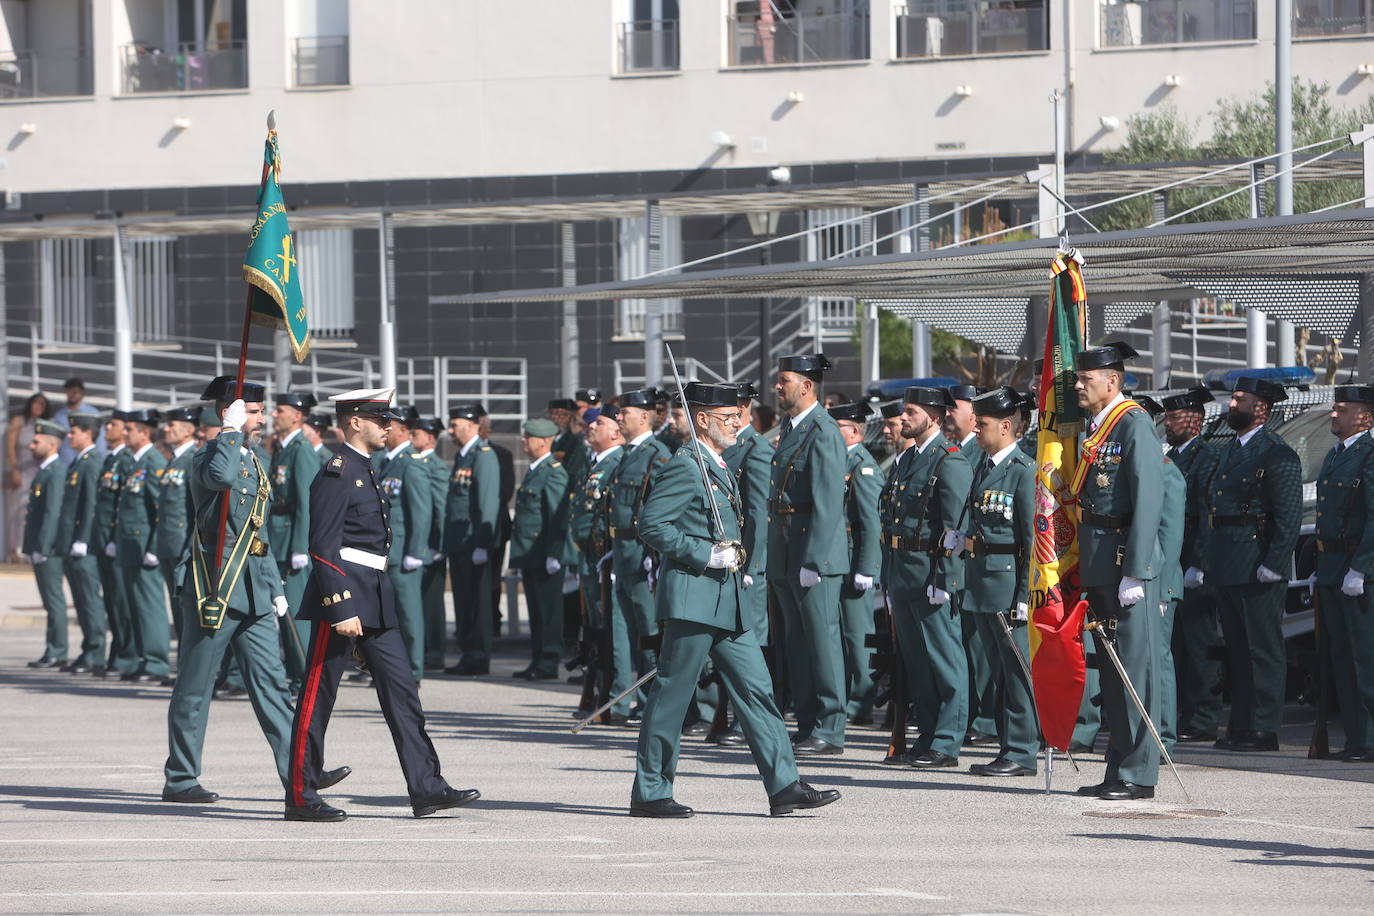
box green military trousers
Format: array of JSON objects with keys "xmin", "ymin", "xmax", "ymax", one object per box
[
  {"xmin": 33, "ymin": 557, "xmax": 68, "ymax": 661},
  {"xmin": 277, "ymin": 561, "xmax": 312, "ymax": 685},
  {"xmin": 1216, "ymin": 581, "xmax": 1287, "ymax": 736},
  {"xmin": 1319, "ymin": 585, "xmax": 1374, "ymax": 754},
  {"xmin": 1086, "ymin": 584, "xmax": 1162, "ymax": 788},
  {"xmin": 1160, "ymin": 597, "xmax": 1178, "ymax": 752},
  {"xmin": 1173, "ymin": 590, "xmax": 1223, "ymax": 735},
  {"xmin": 614, "ymin": 571, "xmax": 659, "ymax": 712},
  {"xmin": 522, "ymin": 567, "xmax": 563, "ymax": 677},
  {"xmin": 451, "ymin": 553, "xmax": 493, "ymax": 667},
  {"xmin": 422, "ymin": 556, "xmax": 447, "ymax": 668},
  {"xmin": 891, "ymin": 594, "xmax": 968, "ymax": 759},
  {"xmin": 123, "ymin": 562, "xmax": 170, "ymax": 677},
  {"xmin": 972, "ymin": 613, "xmax": 1039, "ymax": 770},
  {"xmin": 65, "ymin": 553, "xmax": 105, "ymax": 666},
  {"xmin": 963, "ymin": 607, "xmax": 998, "ymax": 738},
  {"xmin": 632, "ymin": 619, "xmax": 799, "ymax": 803},
  {"xmin": 388, "ymin": 564, "xmax": 426, "ymax": 682},
  {"xmin": 773, "ymin": 575, "xmax": 847, "ymax": 747},
  {"xmin": 98, "ymin": 554, "xmax": 137, "ymax": 674},
  {"xmin": 838, "ymin": 579, "xmax": 877, "ymax": 721},
  {"xmin": 163, "ymin": 596, "xmax": 295, "ymax": 793}
]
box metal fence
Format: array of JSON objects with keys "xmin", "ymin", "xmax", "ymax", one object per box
[
  {"xmin": 121, "ymin": 41, "xmax": 249, "ymax": 93},
  {"xmin": 292, "ymin": 36, "xmax": 349, "ymax": 87},
  {"xmin": 0, "ymin": 48, "xmax": 93, "ymax": 99},
  {"xmin": 727, "ymin": 9, "xmax": 870, "ymax": 66},
  {"xmin": 618, "ymin": 20, "xmax": 679, "ymax": 72},
  {"xmin": 1100, "ymin": 0, "xmax": 1256, "ymax": 46},
  {"xmin": 896, "ymin": 1, "xmax": 1048, "ymax": 58}
]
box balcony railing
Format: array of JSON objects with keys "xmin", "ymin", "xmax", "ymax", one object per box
[
  {"xmin": 0, "ymin": 49, "xmax": 93, "ymax": 99},
  {"xmin": 618, "ymin": 19, "xmax": 680, "ymax": 72},
  {"xmin": 1295, "ymin": 0, "xmax": 1374, "ymax": 36},
  {"xmin": 1099, "ymin": 0, "xmax": 1256, "ymax": 46},
  {"xmin": 728, "ymin": 10, "xmax": 870, "ymax": 66},
  {"xmin": 293, "ymin": 35, "xmax": 349, "ymax": 86},
  {"xmin": 121, "ymin": 41, "xmax": 248, "ymax": 93},
  {"xmin": 896, "ymin": 1, "xmax": 1048, "ymax": 58}
]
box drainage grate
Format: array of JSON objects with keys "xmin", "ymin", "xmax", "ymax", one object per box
[{"xmin": 1084, "ymin": 808, "xmax": 1227, "ymax": 820}]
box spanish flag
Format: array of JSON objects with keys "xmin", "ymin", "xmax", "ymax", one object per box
[{"xmin": 1028, "ymin": 251, "xmax": 1089, "ymax": 750}]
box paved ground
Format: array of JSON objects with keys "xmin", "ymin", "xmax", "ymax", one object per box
[{"xmin": 1, "ymin": 569, "xmax": 1372, "ymax": 915}]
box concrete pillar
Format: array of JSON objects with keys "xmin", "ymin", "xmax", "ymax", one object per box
[
  {"xmin": 1152, "ymin": 301, "xmax": 1171, "ymax": 388},
  {"xmin": 860, "ymin": 302, "xmax": 880, "ymax": 387},
  {"xmin": 560, "ymin": 222, "xmax": 579, "ymax": 397},
  {"xmin": 377, "ymin": 213, "xmax": 397, "ymax": 391},
  {"xmin": 1363, "ymin": 123, "xmax": 1374, "ymax": 207},
  {"xmin": 1037, "ymin": 166, "xmax": 1059, "ymax": 239},
  {"xmin": 1276, "ymin": 319, "xmax": 1296, "ymax": 366},
  {"xmin": 111, "ymin": 226, "xmax": 133, "ymax": 409},
  {"xmin": 911, "ymin": 321, "xmax": 931, "ymax": 377},
  {"xmin": 273, "ymin": 334, "xmax": 291, "ymax": 398},
  {"xmin": 643, "ymin": 200, "xmax": 663, "ymax": 388},
  {"xmin": 1247, "ymin": 307, "xmax": 1268, "ymax": 369},
  {"xmin": 1275, "ymin": 0, "xmax": 1294, "ymax": 217}
]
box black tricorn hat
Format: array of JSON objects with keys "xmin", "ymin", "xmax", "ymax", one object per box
[
  {"xmin": 574, "ymin": 388, "xmax": 601, "ymax": 405},
  {"xmin": 1136, "ymin": 395, "xmax": 1166, "ymax": 418},
  {"xmin": 392, "ymin": 405, "xmax": 421, "ymax": 427},
  {"xmin": 1233, "ymin": 376, "xmax": 1288, "ymax": 403},
  {"xmin": 305, "ymin": 412, "xmax": 333, "ymax": 431},
  {"xmin": 1075, "ymin": 341, "xmax": 1139, "ymax": 372},
  {"xmin": 1334, "ymin": 385, "xmax": 1374, "ymax": 406},
  {"xmin": 108, "ymin": 409, "xmax": 129, "ymax": 422},
  {"xmin": 619, "ymin": 388, "xmax": 658, "ymax": 410},
  {"xmin": 904, "ymin": 386, "xmax": 956, "ymax": 409},
  {"xmin": 971, "ymin": 387, "xmax": 1024, "ymax": 418},
  {"xmin": 732, "ymin": 381, "xmax": 761, "ymax": 401},
  {"xmin": 949, "ymin": 384, "xmax": 984, "ymax": 402},
  {"xmin": 164, "ymin": 406, "xmax": 198, "ymax": 424},
  {"xmin": 68, "ymin": 413, "xmax": 102, "ymax": 432},
  {"xmin": 1161, "ymin": 386, "xmax": 1215, "ymax": 412},
  {"xmin": 827, "ymin": 401, "xmax": 873, "ymax": 423},
  {"xmin": 599, "ymin": 403, "xmax": 621, "ymax": 421},
  {"xmin": 275, "ymin": 392, "xmax": 318, "ymax": 411},
  {"xmin": 879, "ymin": 401, "xmax": 904, "ymax": 419},
  {"xmin": 201, "ymin": 375, "xmax": 267, "ymax": 403},
  {"xmin": 778, "ymin": 353, "xmax": 833, "ymax": 374},
  {"xmin": 416, "ymin": 417, "xmax": 445, "ymax": 437},
  {"xmin": 125, "ymin": 408, "xmax": 162, "ymax": 427},
  {"xmin": 547, "ymin": 398, "xmax": 577, "ymax": 412},
  {"xmin": 683, "ymin": 382, "xmax": 737, "ymax": 408},
  {"xmin": 449, "ymin": 403, "xmax": 484, "ymax": 422}
]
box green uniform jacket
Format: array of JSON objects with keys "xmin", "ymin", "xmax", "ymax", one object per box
[
  {"xmin": 189, "ymin": 430, "xmax": 284, "ymax": 614},
  {"xmin": 96, "ymin": 446, "xmax": 134, "ymax": 547},
  {"xmin": 723, "ymin": 425, "xmax": 772, "ymax": 579},
  {"xmin": 374, "ymin": 443, "xmax": 432, "ymax": 565},
  {"xmin": 57, "ymin": 446, "xmax": 100, "ymax": 553},
  {"xmin": 115, "ymin": 446, "xmax": 166, "ymax": 566},
  {"xmin": 1314, "ymin": 434, "xmax": 1374, "ymax": 585},
  {"xmin": 422, "ymin": 449, "xmax": 447, "ymax": 557},
  {"xmin": 267, "ymin": 431, "xmax": 318, "ymax": 562},
  {"xmin": 313, "ymin": 443, "xmax": 331, "ymax": 467},
  {"xmin": 844, "ymin": 444, "xmax": 882, "ymax": 580},
  {"xmin": 1076, "ymin": 404, "xmax": 1164, "ymax": 589},
  {"xmin": 1159, "ymin": 457, "xmax": 1186, "ymax": 603},
  {"xmin": 1193, "ymin": 426, "xmax": 1302, "ymax": 585},
  {"xmin": 1168, "ymin": 436, "xmax": 1220, "ymax": 573},
  {"xmin": 767, "ymin": 405, "xmax": 849, "ymax": 578},
  {"xmin": 655, "ymin": 426, "xmax": 682, "ymax": 454},
  {"xmin": 553, "ymin": 430, "xmax": 587, "ymax": 491},
  {"xmin": 606, "ymin": 436, "xmax": 672, "ymax": 577},
  {"xmin": 638, "ymin": 444, "xmax": 745, "ymax": 631},
  {"xmin": 956, "ymin": 433, "xmax": 981, "ymax": 464},
  {"xmin": 443, "ymin": 437, "xmax": 501, "ymax": 553},
  {"xmin": 155, "ymin": 444, "xmax": 195, "ymax": 560},
  {"xmin": 23, "ymin": 457, "xmax": 66, "ymax": 555},
  {"xmin": 962, "ymin": 448, "xmax": 1035, "ymax": 612},
  {"xmin": 881, "ymin": 436, "xmax": 973, "ymax": 600},
  {"xmin": 564, "ymin": 446, "xmax": 622, "ymax": 573},
  {"xmin": 509, "ymin": 455, "xmax": 569, "ymax": 568}
]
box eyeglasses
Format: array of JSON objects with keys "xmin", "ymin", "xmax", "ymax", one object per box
[{"xmin": 703, "ymin": 410, "xmax": 740, "ymax": 424}]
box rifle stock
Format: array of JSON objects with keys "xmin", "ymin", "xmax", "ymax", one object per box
[
  {"xmin": 884, "ymin": 590, "xmax": 908, "ymax": 761},
  {"xmin": 1308, "ymin": 583, "xmax": 1331, "ymax": 759}
]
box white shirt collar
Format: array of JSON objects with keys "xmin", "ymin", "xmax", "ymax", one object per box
[
  {"xmin": 594, "ymin": 445, "xmax": 622, "ymax": 464},
  {"xmin": 1174, "ymin": 434, "xmax": 1199, "ymax": 454},
  {"xmin": 133, "ymin": 443, "xmax": 153, "ymax": 461},
  {"xmin": 735, "ymin": 425, "xmax": 753, "ymax": 442},
  {"xmin": 346, "ymin": 443, "xmax": 371, "ymax": 459},
  {"xmin": 629, "ymin": 430, "xmax": 655, "ymax": 448},
  {"xmin": 39, "ymin": 453, "xmax": 59, "ymax": 470},
  {"xmin": 385, "ymin": 442, "xmax": 409, "ymax": 461},
  {"xmin": 279, "ymin": 427, "xmax": 302, "ymax": 448},
  {"xmin": 915, "ymin": 427, "xmax": 944, "ymax": 455},
  {"xmin": 1237, "ymin": 426, "xmax": 1262, "ymax": 447},
  {"xmin": 847, "ymin": 442, "xmax": 861, "ymax": 452},
  {"xmin": 173, "ymin": 440, "xmax": 195, "ymax": 459},
  {"xmin": 529, "ymin": 452, "xmax": 550, "ymax": 471},
  {"xmin": 789, "ymin": 401, "xmax": 818, "ymax": 427},
  {"xmin": 418, "ymin": 447, "xmax": 435, "ymax": 458},
  {"xmin": 1342, "ymin": 431, "xmax": 1367, "ymax": 449},
  {"xmin": 961, "ymin": 431, "xmax": 977, "ymax": 447},
  {"xmin": 696, "ymin": 440, "xmax": 727, "ymax": 468},
  {"xmin": 77, "ymin": 444, "xmax": 96, "ymax": 458},
  {"xmin": 459, "ymin": 435, "xmax": 480, "ymax": 457},
  {"xmin": 1091, "ymin": 393, "xmax": 1126, "ymax": 430},
  {"xmin": 990, "ymin": 442, "xmax": 1019, "ymax": 467},
  {"xmin": 109, "ymin": 443, "xmax": 126, "ymax": 455}
]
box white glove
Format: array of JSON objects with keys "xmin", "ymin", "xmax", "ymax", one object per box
[
  {"xmin": 70, "ymin": 541, "xmax": 87, "ymax": 559},
  {"xmin": 926, "ymin": 585, "xmax": 950, "ymax": 605},
  {"xmin": 403, "ymin": 555, "xmax": 424, "ymax": 572},
  {"xmin": 941, "ymin": 530, "xmax": 965, "ymax": 552},
  {"xmin": 1118, "ymin": 576, "xmax": 1145, "ymax": 607},
  {"xmin": 1183, "ymin": 567, "xmax": 1205, "ymax": 589},
  {"xmin": 272, "ymin": 595, "xmax": 289, "ymax": 618},
  {"xmin": 142, "ymin": 552, "xmax": 160, "ymax": 569},
  {"xmin": 596, "ymin": 550, "xmax": 613, "ymax": 573},
  {"xmin": 708, "ymin": 545, "xmax": 736, "ymax": 569},
  {"xmin": 290, "ymin": 553, "xmax": 309, "ymax": 571},
  {"xmin": 30, "ymin": 552, "xmax": 46, "ymax": 565},
  {"xmin": 853, "ymin": 573, "xmax": 874, "ymax": 592},
  {"xmin": 799, "ymin": 567, "xmax": 821, "ymax": 588},
  {"xmin": 1012, "ymin": 601, "xmax": 1029, "ymax": 622},
  {"xmin": 1256, "ymin": 565, "xmax": 1284, "ymax": 584},
  {"xmin": 647, "ymin": 566, "xmax": 657, "ymax": 591},
  {"xmin": 472, "ymin": 547, "xmax": 489, "ymax": 566},
  {"xmin": 545, "ymin": 557, "xmax": 562, "ymax": 575},
  {"xmin": 221, "ymin": 398, "xmax": 246, "ymax": 431},
  {"xmin": 430, "ymin": 550, "xmax": 443, "ymax": 564},
  {"xmin": 1342, "ymin": 568, "xmax": 1366, "ymax": 597},
  {"xmin": 642, "ymin": 556, "xmax": 654, "ymax": 574},
  {"xmin": 104, "ymin": 542, "xmax": 117, "ymax": 558},
  {"xmin": 742, "ymin": 574, "xmax": 754, "ymax": 589}
]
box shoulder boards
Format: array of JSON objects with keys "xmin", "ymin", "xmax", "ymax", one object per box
[
  {"xmin": 411, "ymin": 452, "xmax": 423, "ymax": 459},
  {"xmin": 480, "ymin": 446, "xmax": 491, "ymax": 451},
  {"xmin": 325, "ymin": 455, "xmax": 344, "ymax": 476},
  {"xmin": 860, "ymin": 466, "xmax": 875, "ymax": 476},
  {"xmin": 551, "ymin": 461, "xmax": 562, "ymax": 468},
  {"xmin": 945, "ymin": 445, "xmax": 959, "ymax": 453}
]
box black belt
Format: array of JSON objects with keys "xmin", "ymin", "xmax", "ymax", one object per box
[
  {"xmin": 770, "ymin": 500, "xmax": 813, "ymax": 515},
  {"xmin": 971, "ymin": 539, "xmax": 1022, "ymax": 557},
  {"xmin": 1082, "ymin": 511, "xmax": 1129, "ymax": 530},
  {"xmin": 1209, "ymin": 514, "xmax": 1267, "ymax": 529},
  {"xmin": 608, "ymin": 525, "xmax": 638, "ymax": 540},
  {"xmin": 269, "ymin": 504, "xmax": 295, "ymax": 516},
  {"xmin": 1317, "ymin": 537, "xmax": 1358, "ymax": 552},
  {"xmin": 886, "ymin": 535, "xmax": 933, "ymax": 552}
]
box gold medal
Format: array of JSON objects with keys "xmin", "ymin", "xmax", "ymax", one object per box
[{"xmin": 1096, "ymin": 472, "xmax": 1110, "ymax": 488}]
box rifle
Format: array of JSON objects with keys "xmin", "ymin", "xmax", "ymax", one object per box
[
  {"xmin": 1308, "ymin": 580, "xmax": 1331, "ymax": 759},
  {"xmin": 875, "ymin": 588, "xmax": 908, "ymax": 763}
]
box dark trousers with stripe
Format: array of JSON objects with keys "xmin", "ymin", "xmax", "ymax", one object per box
[{"xmin": 287, "ymin": 620, "xmax": 447, "ymax": 807}]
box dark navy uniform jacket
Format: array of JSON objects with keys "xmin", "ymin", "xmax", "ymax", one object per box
[{"xmin": 299, "ymin": 444, "xmax": 398, "ymax": 628}]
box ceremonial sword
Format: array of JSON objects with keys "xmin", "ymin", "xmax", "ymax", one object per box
[{"xmin": 994, "ymin": 610, "xmax": 1079, "ymax": 782}]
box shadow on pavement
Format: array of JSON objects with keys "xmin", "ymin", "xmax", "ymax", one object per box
[{"xmin": 1076, "ymin": 832, "xmax": 1374, "ymax": 873}]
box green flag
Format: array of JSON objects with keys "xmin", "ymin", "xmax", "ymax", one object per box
[{"xmin": 242, "ymin": 131, "xmax": 309, "ymax": 361}]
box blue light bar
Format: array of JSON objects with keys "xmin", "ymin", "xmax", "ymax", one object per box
[
  {"xmin": 1201, "ymin": 365, "xmax": 1316, "ymax": 391},
  {"xmin": 866, "ymin": 377, "xmax": 960, "ymax": 400}
]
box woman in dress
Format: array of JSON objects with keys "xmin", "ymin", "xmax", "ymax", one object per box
[{"xmin": 6, "ymin": 393, "xmax": 51, "ymax": 561}]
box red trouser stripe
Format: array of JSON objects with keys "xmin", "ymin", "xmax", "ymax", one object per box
[{"xmin": 290, "ymin": 620, "xmax": 332, "ymax": 806}]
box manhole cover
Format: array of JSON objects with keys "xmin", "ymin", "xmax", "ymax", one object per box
[{"xmin": 1083, "ymin": 808, "xmax": 1226, "ymax": 820}]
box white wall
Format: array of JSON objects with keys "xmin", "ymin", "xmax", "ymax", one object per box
[{"xmin": 0, "ymin": 0, "xmax": 1370, "ymax": 194}]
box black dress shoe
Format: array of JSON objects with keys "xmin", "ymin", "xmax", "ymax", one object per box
[
  {"xmin": 909, "ymin": 750, "xmax": 958, "ymax": 768},
  {"xmin": 67, "ymin": 662, "xmax": 92, "ymax": 675},
  {"xmin": 969, "ymin": 758, "xmax": 1036, "ymax": 777},
  {"xmin": 847, "ymin": 713, "xmax": 873, "ymax": 727},
  {"xmin": 681, "ymin": 721, "xmax": 710, "ymax": 737},
  {"xmin": 963, "ymin": 730, "xmax": 998, "ymax": 746},
  {"xmin": 285, "ymin": 802, "xmax": 347, "ymax": 822},
  {"xmin": 1077, "ymin": 781, "xmax": 1108, "ymax": 797},
  {"xmin": 881, "ymin": 750, "xmax": 913, "ymax": 766},
  {"xmin": 714, "ymin": 731, "xmax": 747, "ymax": 747},
  {"xmin": 159, "ymin": 676, "xmax": 176, "ymax": 688},
  {"xmin": 1176, "ymin": 728, "xmax": 1218, "ymax": 743},
  {"xmin": 629, "ymin": 798, "xmax": 693, "ymax": 818},
  {"xmin": 58, "ymin": 661, "xmax": 78, "ymax": 673},
  {"xmin": 793, "ymin": 736, "xmax": 843, "ymax": 756},
  {"xmin": 1339, "ymin": 749, "xmax": 1374, "ymax": 762},
  {"xmin": 1227, "ymin": 731, "xmax": 1279, "ymax": 752},
  {"xmin": 412, "ymin": 786, "xmax": 481, "ymax": 818},
  {"xmin": 1067, "ymin": 742, "xmax": 1094, "ymax": 755},
  {"xmin": 445, "ymin": 662, "xmax": 490, "ymax": 676},
  {"xmin": 127, "ymin": 672, "xmax": 155, "ymax": 683},
  {"xmin": 162, "ymin": 785, "xmax": 219, "ymax": 804},
  {"xmin": 90, "ymin": 666, "xmax": 108, "ymax": 678},
  {"xmin": 423, "ymin": 662, "xmax": 446, "ymax": 672},
  {"xmin": 27, "ymin": 657, "xmax": 61, "ymax": 669},
  {"xmin": 601, "ymin": 713, "xmax": 634, "ymax": 727},
  {"xmin": 511, "ymin": 667, "xmax": 535, "ymax": 679},
  {"xmin": 1097, "ymin": 780, "xmax": 1154, "ymax": 800},
  {"xmin": 319, "ymin": 766, "xmax": 352, "ymax": 790},
  {"xmin": 768, "ymin": 780, "xmax": 841, "ymax": 816},
  {"xmin": 526, "ymin": 669, "xmax": 559, "ymax": 681}
]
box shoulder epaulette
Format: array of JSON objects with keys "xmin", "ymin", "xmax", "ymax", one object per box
[
  {"xmin": 945, "ymin": 445, "xmax": 959, "ymax": 453},
  {"xmin": 411, "ymin": 452, "xmax": 423, "ymax": 459},
  {"xmin": 480, "ymin": 446, "xmax": 491, "ymax": 451},
  {"xmin": 325, "ymin": 455, "xmax": 344, "ymax": 476},
  {"xmin": 551, "ymin": 461, "xmax": 562, "ymax": 468}
]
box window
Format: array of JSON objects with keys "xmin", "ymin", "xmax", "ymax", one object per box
[
  {"xmin": 39, "ymin": 238, "xmax": 95, "ymax": 345},
  {"xmin": 129, "ymin": 236, "xmax": 176, "ymax": 343},
  {"xmin": 1100, "ymin": 0, "xmax": 1256, "ymax": 47},
  {"xmin": 1295, "ymin": 0, "xmax": 1374, "ymax": 36},
  {"xmin": 895, "ymin": 1, "xmax": 1048, "ymax": 58},
  {"xmin": 295, "ymin": 229, "xmax": 354, "ymax": 339},
  {"xmin": 728, "ymin": 0, "xmax": 870, "ymax": 67},
  {"xmin": 616, "ymin": 214, "xmax": 682, "ymax": 338},
  {"xmin": 288, "ymin": 0, "xmax": 348, "ymax": 86},
  {"xmin": 618, "ymin": 0, "xmax": 679, "ymax": 73},
  {"xmin": 120, "ymin": 0, "xmax": 248, "ymax": 93},
  {"xmin": 806, "ymin": 207, "xmax": 870, "ymax": 339},
  {"xmin": 0, "ymin": 0, "xmax": 94, "ymax": 99}
]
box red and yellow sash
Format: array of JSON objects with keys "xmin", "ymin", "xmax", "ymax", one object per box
[{"xmin": 1069, "ymin": 399, "xmax": 1143, "ymax": 496}]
